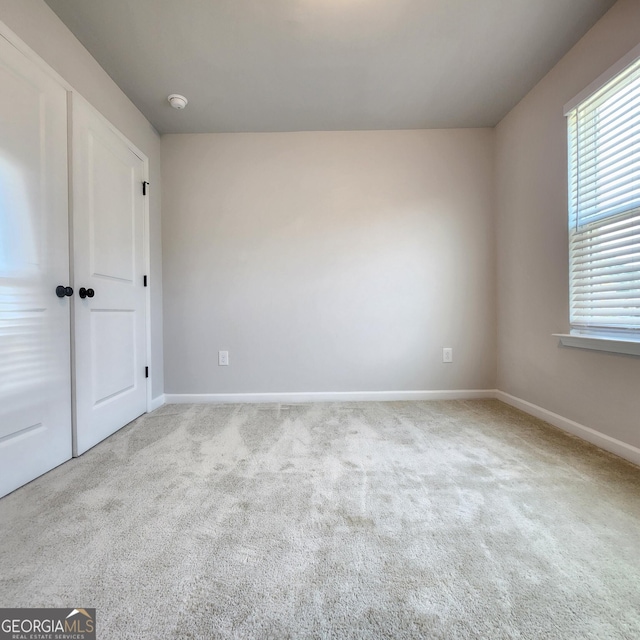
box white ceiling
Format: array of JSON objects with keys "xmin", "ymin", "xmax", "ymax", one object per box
[{"xmin": 44, "ymin": 0, "xmax": 616, "ymax": 134}]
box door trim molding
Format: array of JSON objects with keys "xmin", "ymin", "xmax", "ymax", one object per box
[
  {"xmin": 149, "ymin": 395, "xmax": 166, "ymax": 411},
  {"xmin": 0, "ymin": 20, "xmax": 73, "ymax": 93}
]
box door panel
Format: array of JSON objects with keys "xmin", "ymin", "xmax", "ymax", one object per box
[
  {"xmin": 91, "ymin": 310, "xmax": 135, "ymax": 403},
  {"xmin": 72, "ymin": 95, "xmax": 147, "ymax": 455},
  {"xmin": 89, "ymin": 132, "xmax": 136, "ymax": 282},
  {"xmin": 0, "ymin": 34, "xmax": 72, "ymax": 498}
]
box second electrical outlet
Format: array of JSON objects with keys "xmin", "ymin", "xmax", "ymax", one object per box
[
  {"xmin": 218, "ymin": 350, "xmax": 229, "ymax": 366},
  {"xmin": 442, "ymin": 348, "xmax": 453, "ymax": 363}
]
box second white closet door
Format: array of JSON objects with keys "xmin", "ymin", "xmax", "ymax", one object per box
[{"xmin": 72, "ymin": 95, "xmax": 147, "ymax": 455}]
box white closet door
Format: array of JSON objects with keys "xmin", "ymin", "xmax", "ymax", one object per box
[
  {"xmin": 72, "ymin": 95, "xmax": 147, "ymax": 455},
  {"xmin": 0, "ymin": 34, "xmax": 72, "ymax": 498}
]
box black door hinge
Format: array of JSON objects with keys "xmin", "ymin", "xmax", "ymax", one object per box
[
  {"xmin": 142, "ymin": 181, "xmax": 149, "ymax": 196},
  {"xmin": 143, "ymin": 275, "xmax": 148, "ymax": 287},
  {"xmin": 145, "ymin": 366, "xmax": 149, "ymax": 378}
]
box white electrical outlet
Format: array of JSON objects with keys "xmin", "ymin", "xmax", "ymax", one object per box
[
  {"xmin": 218, "ymin": 350, "xmax": 229, "ymax": 366},
  {"xmin": 442, "ymin": 347, "xmax": 453, "ymax": 363}
]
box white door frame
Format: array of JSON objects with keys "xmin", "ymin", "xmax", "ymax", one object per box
[{"xmin": 0, "ymin": 19, "xmax": 154, "ymax": 421}]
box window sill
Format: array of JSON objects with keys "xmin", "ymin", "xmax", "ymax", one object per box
[{"xmin": 553, "ymin": 333, "xmax": 640, "ymax": 357}]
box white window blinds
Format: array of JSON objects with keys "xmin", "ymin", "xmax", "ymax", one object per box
[{"xmin": 567, "ymin": 55, "xmax": 640, "ymax": 334}]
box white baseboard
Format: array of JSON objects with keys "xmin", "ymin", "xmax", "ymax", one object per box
[
  {"xmin": 164, "ymin": 389, "xmax": 496, "ymax": 405},
  {"xmin": 495, "ymin": 390, "xmax": 640, "ymax": 467},
  {"xmin": 149, "ymin": 394, "xmax": 166, "ymax": 412}
]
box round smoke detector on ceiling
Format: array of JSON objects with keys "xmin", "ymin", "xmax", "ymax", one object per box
[{"xmin": 168, "ymin": 94, "xmax": 188, "ymax": 110}]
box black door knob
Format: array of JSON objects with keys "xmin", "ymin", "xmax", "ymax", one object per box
[
  {"xmin": 79, "ymin": 287, "xmax": 95, "ymax": 299},
  {"xmin": 56, "ymin": 285, "xmax": 73, "ymax": 298}
]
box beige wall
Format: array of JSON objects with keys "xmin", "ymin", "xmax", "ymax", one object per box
[
  {"xmin": 162, "ymin": 130, "xmax": 496, "ymax": 394},
  {"xmin": 495, "ymin": 0, "xmax": 640, "ymax": 448},
  {"xmin": 0, "ymin": 0, "xmax": 164, "ymax": 399}
]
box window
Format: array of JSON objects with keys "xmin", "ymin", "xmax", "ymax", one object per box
[{"xmin": 563, "ymin": 48, "xmax": 640, "ymax": 350}]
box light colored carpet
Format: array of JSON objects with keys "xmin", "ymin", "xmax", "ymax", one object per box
[{"xmin": 1, "ymin": 400, "xmax": 639, "ymax": 639}]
